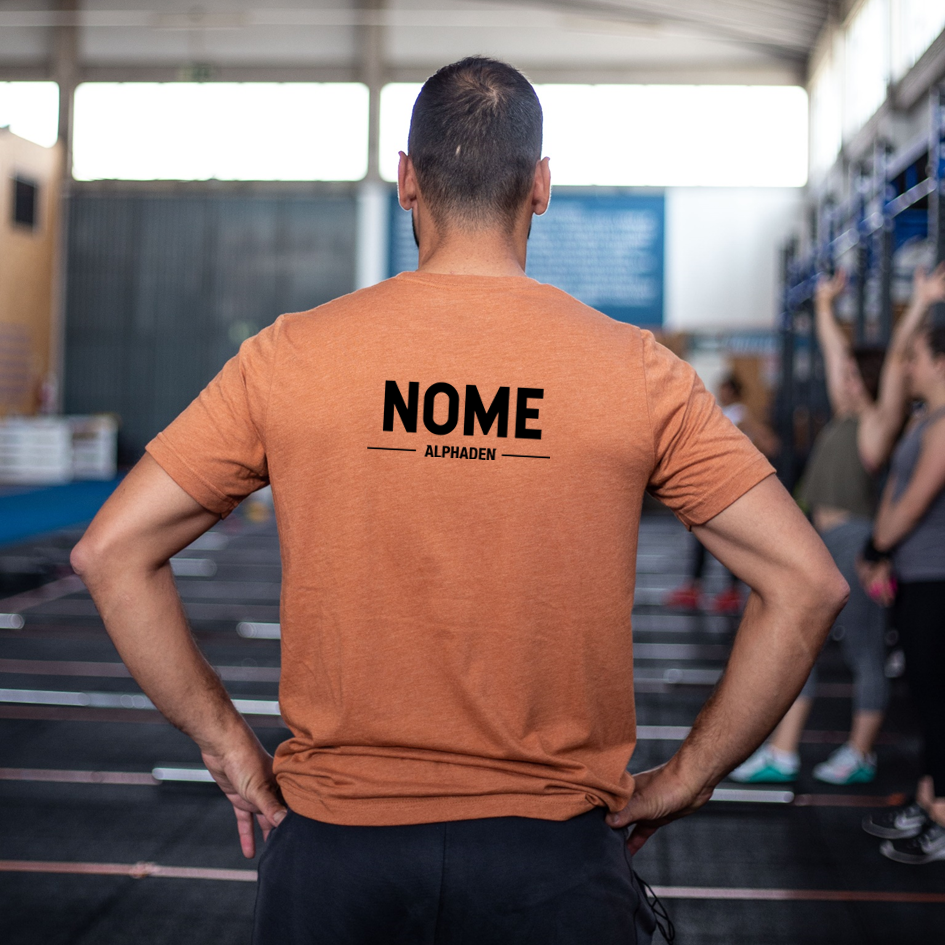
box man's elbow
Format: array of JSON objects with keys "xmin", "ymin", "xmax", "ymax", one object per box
[
  {"xmin": 70, "ymin": 534, "xmax": 100, "ymax": 583},
  {"xmin": 70, "ymin": 530, "xmax": 119, "ymax": 586}
]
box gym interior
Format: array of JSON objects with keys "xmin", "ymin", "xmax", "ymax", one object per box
[{"xmin": 2, "ymin": 2, "xmax": 945, "ymax": 942}]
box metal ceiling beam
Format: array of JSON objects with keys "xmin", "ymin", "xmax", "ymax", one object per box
[
  {"xmin": 0, "ymin": 61, "xmax": 804, "ymax": 86},
  {"xmin": 505, "ymin": 0, "xmax": 823, "ymax": 64}
]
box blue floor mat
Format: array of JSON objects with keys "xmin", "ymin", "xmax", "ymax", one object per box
[{"xmin": 0, "ymin": 479, "xmax": 122, "ymax": 547}]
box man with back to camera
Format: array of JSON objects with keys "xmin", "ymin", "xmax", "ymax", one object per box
[{"xmin": 71, "ymin": 57, "xmax": 848, "ymax": 944}]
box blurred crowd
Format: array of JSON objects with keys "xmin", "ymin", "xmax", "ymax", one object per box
[{"xmin": 665, "ymin": 265, "xmax": 945, "ymax": 866}]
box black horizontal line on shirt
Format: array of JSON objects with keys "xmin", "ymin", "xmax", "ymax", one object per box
[
  {"xmin": 366, "ymin": 446, "xmax": 417, "ymax": 452},
  {"xmin": 502, "ymin": 454, "xmax": 551, "ymax": 459}
]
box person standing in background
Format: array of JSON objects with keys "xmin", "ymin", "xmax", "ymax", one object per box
[
  {"xmin": 731, "ymin": 264, "xmax": 945, "ymax": 786},
  {"xmin": 861, "ymin": 323, "xmax": 945, "ymax": 864}
]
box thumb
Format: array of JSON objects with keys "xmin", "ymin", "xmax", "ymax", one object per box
[
  {"xmin": 246, "ymin": 777, "xmax": 287, "ymax": 826},
  {"xmin": 606, "ymin": 790, "xmax": 655, "ymax": 829}
]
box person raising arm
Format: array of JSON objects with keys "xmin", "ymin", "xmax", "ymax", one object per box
[
  {"xmin": 730, "ymin": 264, "xmax": 945, "ymax": 788},
  {"xmin": 859, "ymin": 324, "xmax": 945, "ymax": 865}
]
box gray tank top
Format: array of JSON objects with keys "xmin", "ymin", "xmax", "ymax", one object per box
[
  {"xmin": 798, "ymin": 416, "xmax": 876, "ymax": 518},
  {"xmin": 890, "ymin": 406, "xmax": 945, "ymax": 582}
]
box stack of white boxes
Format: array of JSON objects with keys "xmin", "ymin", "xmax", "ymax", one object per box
[{"xmin": 0, "ymin": 415, "xmax": 118, "ymax": 484}]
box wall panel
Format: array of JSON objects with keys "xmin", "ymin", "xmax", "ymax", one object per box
[{"xmin": 64, "ymin": 188, "xmax": 356, "ymax": 462}]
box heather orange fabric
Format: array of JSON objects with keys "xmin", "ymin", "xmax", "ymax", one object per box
[{"xmin": 147, "ymin": 271, "xmax": 774, "ymax": 826}]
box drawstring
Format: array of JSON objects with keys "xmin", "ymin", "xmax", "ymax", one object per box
[{"xmin": 637, "ymin": 874, "xmax": 676, "ymax": 944}]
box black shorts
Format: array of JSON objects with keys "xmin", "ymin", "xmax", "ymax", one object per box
[{"xmin": 253, "ymin": 806, "xmax": 657, "ymax": 945}]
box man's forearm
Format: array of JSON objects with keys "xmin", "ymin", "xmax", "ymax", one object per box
[
  {"xmin": 81, "ymin": 560, "xmax": 246, "ymax": 751},
  {"xmin": 667, "ymin": 587, "xmax": 840, "ymax": 792}
]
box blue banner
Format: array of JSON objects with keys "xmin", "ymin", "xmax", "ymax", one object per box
[{"xmin": 389, "ymin": 190, "xmax": 665, "ymax": 327}]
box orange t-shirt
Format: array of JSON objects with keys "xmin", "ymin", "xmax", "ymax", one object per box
[{"xmin": 147, "ymin": 271, "xmax": 773, "ymax": 826}]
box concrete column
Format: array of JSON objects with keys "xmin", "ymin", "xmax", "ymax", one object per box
[
  {"xmin": 356, "ymin": 0, "xmax": 389, "ymax": 288},
  {"xmin": 50, "ymin": 0, "xmax": 79, "ymax": 412},
  {"xmin": 53, "ymin": 0, "xmax": 78, "ymax": 180}
]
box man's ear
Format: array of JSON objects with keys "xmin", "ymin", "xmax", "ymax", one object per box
[
  {"xmin": 531, "ymin": 157, "xmax": 551, "ymax": 217},
  {"xmin": 398, "ymin": 152, "xmax": 419, "ymax": 211}
]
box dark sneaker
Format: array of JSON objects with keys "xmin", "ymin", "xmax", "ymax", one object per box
[
  {"xmin": 862, "ymin": 802, "xmax": 928, "ymax": 840},
  {"xmin": 880, "ymin": 822, "xmax": 945, "ymax": 864}
]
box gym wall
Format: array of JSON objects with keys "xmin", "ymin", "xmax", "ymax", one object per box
[
  {"xmin": 0, "ymin": 130, "xmax": 62, "ymax": 417},
  {"xmin": 63, "ymin": 188, "xmax": 356, "ymax": 463}
]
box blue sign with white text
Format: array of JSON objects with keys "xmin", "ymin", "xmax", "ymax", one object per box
[{"xmin": 389, "ymin": 190, "xmax": 665, "ymax": 327}]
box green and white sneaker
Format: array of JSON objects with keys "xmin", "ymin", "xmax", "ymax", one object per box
[
  {"xmin": 729, "ymin": 745, "xmax": 799, "ymax": 783},
  {"xmin": 812, "ymin": 743, "xmax": 876, "ymax": 785}
]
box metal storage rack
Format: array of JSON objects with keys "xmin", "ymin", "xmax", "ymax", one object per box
[{"xmin": 777, "ymin": 87, "xmax": 945, "ymax": 489}]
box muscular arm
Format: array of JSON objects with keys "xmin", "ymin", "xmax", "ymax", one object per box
[
  {"xmin": 608, "ymin": 475, "xmax": 848, "ymax": 850},
  {"xmin": 873, "ymin": 417, "xmax": 945, "ymax": 551},
  {"xmin": 70, "ymin": 454, "xmax": 286, "ymax": 857},
  {"xmin": 859, "ymin": 264, "xmax": 945, "ymax": 471}
]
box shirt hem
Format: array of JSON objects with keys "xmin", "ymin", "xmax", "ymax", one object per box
[
  {"xmin": 278, "ymin": 784, "xmax": 613, "ymax": 827},
  {"xmin": 146, "ymin": 435, "xmax": 238, "ymax": 518},
  {"xmin": 678, "ymin": 460, "xmax": 775, "ymax": 529}
]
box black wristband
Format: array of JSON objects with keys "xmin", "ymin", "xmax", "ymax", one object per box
[{"xmin": 861, "ymin": 536, "xmax": 888, "ymax": 563}]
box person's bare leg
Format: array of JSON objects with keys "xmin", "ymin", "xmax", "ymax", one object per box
[
  {"xmin": 917, "ymin": 775, "xmax": 935, "ymax": 809},
  {"xmin": 849, "ymin": 709, "xmax": 884, "ymax": 756},
  {"xmin": 768, "ymin": 697, "xmax": 813, "ymax": 754}
]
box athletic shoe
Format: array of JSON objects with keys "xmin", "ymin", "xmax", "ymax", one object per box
[
  {"xmin": 728, "ymin": 745, "xmax": 799, "ymax": 783},
  {"xmin": 862, "ymin": 801, "xmax": 929, "ymax": 839},
  {"xmin": 664, "ymin": 584, "xmax": 702, "ymax": 611},
  {"xmin": 880, "ymin": 822, "xmax": 945, "ymax": 864},
  {"xmin": 710, "ymin": 587, "xmax": 743, "ymax": 615},
  {"xmin": 812, "ymin": 743, "xmax": 876, "ymax": 785}
]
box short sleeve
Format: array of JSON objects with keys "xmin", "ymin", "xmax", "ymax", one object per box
[
  {"xmin": 641, "ymin": 331, "xmax": 774, "ymax": 529},
  {"xmin": 146, "ymin": 318, "xmax": 281, "ymax": 517}
]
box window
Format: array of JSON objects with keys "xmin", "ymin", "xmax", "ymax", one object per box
[
  {"xmin": 0, "ymin": 82, "xmax": 59, "ymax": 148},
  {"xmin": 380, "ymin": 83, "xmax": 808, "ymax": 188},
  {"xmin": 844, "ymin": 0, "xmax": 890, "ymax": 137},
  {"xmin": 891, "ymin": 0, "xmax": 945, "ymax": 80},
  {"xmin": 12, "ymin": 176, "xmax": 38, "ymax": 229},
  {"xmin": 72, "ymin": 83, "xmax": 370, "ymax": 181}
]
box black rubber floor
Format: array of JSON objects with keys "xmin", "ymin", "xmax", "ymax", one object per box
[{"xmin": 0, "ymin": 509, "xmax": 941, "ymax": 944}]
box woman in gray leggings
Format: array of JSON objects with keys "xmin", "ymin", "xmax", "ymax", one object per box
[{"xmin": 732, "ymin": 265, "xmax": 945, "ymax": 785}]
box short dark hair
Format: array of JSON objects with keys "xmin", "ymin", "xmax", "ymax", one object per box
[
  {"xmin": 852, "ymin": 346, "xmax": 884, "ymax": 402},
  {"xmin": 407, "ymin": 57, "xmax": 543, "ymax": 230}
]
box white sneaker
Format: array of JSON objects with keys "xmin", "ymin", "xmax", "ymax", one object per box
[
  {"xmin": 812, "ymin": 743, "xmax": 876, "ymax": 785},
  {"xmin": 729, "ymin": 745, "xmax": 799, "ymax": 783}
]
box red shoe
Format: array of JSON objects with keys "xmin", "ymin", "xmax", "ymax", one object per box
[
  {"xmin": 711, "ymin": 587, "xmax": 743, "ymax": 615},
  {"xmin": 664, "ymin": 584, "xmax": 702, "ymax": 611}
]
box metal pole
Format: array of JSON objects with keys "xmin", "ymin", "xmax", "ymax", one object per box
[
  {"xmin": 931, "ymin": 87, "xmax": 945, "ymax": 325},
  {"xmin": 854, "ymin": 167, "xmax": 869, "ymax": 345},
  {"xmin": 778, "ymin": 242, "xmax": 797, "ymax": 490},
  {"xmin": 876, "ymin": 142, "xmax": 894, "ymax": 346}
]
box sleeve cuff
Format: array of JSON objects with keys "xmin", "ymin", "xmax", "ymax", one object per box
[
  {"xmin": 676, "ymin": 459, "xmax": 776, "ymax": 530},
  {"xmin": 146, "ymin": 434, "xmax": 239, "ymax": 518}
]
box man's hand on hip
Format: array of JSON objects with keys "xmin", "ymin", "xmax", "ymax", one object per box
[
  {"xmin": 200, "ymin": 725, "xmax": 287, "ymax": 859},
  {"xmin": 606, "ymin": 762, "xmax": 713, "ymax": 855}
]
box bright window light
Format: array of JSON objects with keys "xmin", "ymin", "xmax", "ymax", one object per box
[
  {"xmin": 844, "ymin": 0, "xmax": 889, "ymax": 137},
  {"xmin": 73, "ymin": 83, "xmax": 369, "ymax": 181},
  {"xmin": 809, "ymin": 44, "xmax": 843, "ymax": 177},
  {"xmin": 379, "ymin": 83, "xmax": 423, "ymax": 183},
  {"xmin": 891, "ymin": 0, "xmax": 945, "ymax": 80},
  {"xmin": 380, "ymin": 83, "xmax": 808, "ymax": 188},
  {"xmin": 0, "ymin": 82, "xmax": 59, "ymax": 148}
]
